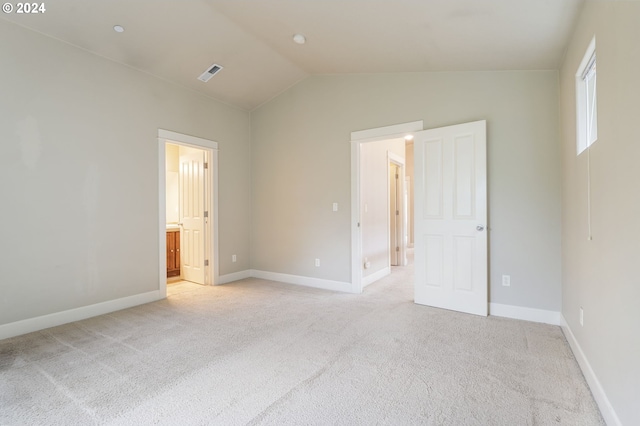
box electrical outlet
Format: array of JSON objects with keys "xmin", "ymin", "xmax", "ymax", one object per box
[
  {"xmin": 232, "ymin": 254, "xmax": 237, "ymax": 263},
  {"xmin": 580, "ymin": 307, "xmax": 584, "ymax": 326},
  {"xmin": 502, "ymin": 275, "xmax": 511, "ymax": 287},
  {"xmin": 333, "ymin": 202, "xmax": 338, "ymax": 212},
  {"xmin": 315, "ymin": 258, "xmax": 320, "ymax": 267}
]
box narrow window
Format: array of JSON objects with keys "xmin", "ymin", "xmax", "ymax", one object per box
[{"xmin": 576, "ymin": 37, "xmax": 597, "ymax": 155}]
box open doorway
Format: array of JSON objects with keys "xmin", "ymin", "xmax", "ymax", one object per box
[
  {"xmin": 357, "ymin": 139, "xmax": 409, "ymax": 288},
  {"xmin": 165, "ymin": 143, "xmax": 208, "ymax": 285},
  {"xmin": 351, "ymin": 120, "xmax": 488, "ymax": 316},
  {"xmin": 350, "ymin": 121, "xmax": 423, "ymax": 293},
  {"xmin": 158, "ymin": 130, "xmax": 219, "ymax": 298}
]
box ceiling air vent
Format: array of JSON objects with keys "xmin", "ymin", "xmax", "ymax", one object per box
[{"xmin": 197, "ymin": 64, "xmax": 223, "ymax": 83}]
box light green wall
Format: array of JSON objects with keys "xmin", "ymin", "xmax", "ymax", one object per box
[
  {"xmin": 559, "ymin": 2, "xmax": 640, "ymax": 424},
  {"xmin": 0, "ymin": 20, "xmax": 251, "ymax": 325},
  {"xmin": 251, "ymin": 71, "xmax": 562, "ymax": 310}
]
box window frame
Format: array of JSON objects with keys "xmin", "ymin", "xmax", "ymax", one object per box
[{"xmin": 576, "ymin": 37, "xmax": 597, "ymax": 155}]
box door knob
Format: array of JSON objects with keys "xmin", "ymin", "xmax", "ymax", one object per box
[{"xmin": 476, "ymin": 225, "xmax": 485, "ymax": 232}]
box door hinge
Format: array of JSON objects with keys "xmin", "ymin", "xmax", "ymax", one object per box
[
  {"xmin": 204, "ymin": 162, "xmax": 208, "ymax": 169},
  {"xmin": 204, "ymin": 211, "xmax": 209, "ymax": 218},
  {"xmin": 205, "ymin": 259, "xmax": 209, "ymax": 266},
  {"xmin": 396, "ymin": 173, "xmax": 399, "ymax": 179},
  {"xmin": 396, "ymin": 247, "xmax": 400, "ymax": 252},
  {"xmin": 396, "ymin": 210, "xmax": 399, "ymax": 216}
]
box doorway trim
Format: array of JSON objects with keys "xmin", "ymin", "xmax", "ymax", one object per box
[
  {"xmin": 388, "ymin": 152, "xmax": 406, "ymax": 267},
  {"xmin": 158, "ymin": 129, "xmax": 219, "ymax": 298},
  {"xmin": 350, "ymin": 120, "xmax": 423, "ymax": 293}
]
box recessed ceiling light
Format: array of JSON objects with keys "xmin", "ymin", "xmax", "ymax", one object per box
[
  {"xmin": 293, "ymin": 34, "xmax": 306, "ymax": 45},
  {"xmin": 113, "ymin": 25, "xmax": 125, "ymax": 33},
  {"xmin": 404, "ymin": 134, "xmax": 414, "ymax": 141}
]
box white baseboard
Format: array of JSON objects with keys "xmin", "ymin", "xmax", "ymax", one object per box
[
  {"xmin": 489, "ymin": 303, "xmax": 561, "ymax": 325},
  {"xmin": 362, "ymin": 267, "xmax": 390, "ymax": 287},
  {"xmin": 250, "ymin": 269, "xmax": 352, "ymax": 293},
  {"xmin": 561, "ymin": 315, "xmax": 621, "ymax": 426},
  {"xmin": 216, "ymin": 270, "xmax": 251, "ymax": 285},
  {"xmin": 0, "ymin": 290, "xmax": 162, "ymax": 341}
]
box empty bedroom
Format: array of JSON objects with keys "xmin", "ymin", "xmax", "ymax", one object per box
[{"xmin": 0, "ymin": 1, "xmax": 638, "ymax": 424}]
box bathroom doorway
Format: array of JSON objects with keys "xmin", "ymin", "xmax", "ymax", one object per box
[
  {"xmin": 158, "ymin": 130, "xmax": 219, "ymax": 297},
  {"xmin": 165, "ymin": 143, "xmax": 208, "ymax": 285}
]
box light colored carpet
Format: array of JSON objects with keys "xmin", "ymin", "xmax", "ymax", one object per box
[{"xmin": 0, "ymin": 263, "xmax": 603, "ymax": 425}]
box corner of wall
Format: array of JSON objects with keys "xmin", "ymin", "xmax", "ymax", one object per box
[
  {"xmin": 489, "ymin": 303, "xmax": 561, "ymax": 325},
  {"xmin": 560, "ymin": 315, "xmax": 622, "ymax": 426},
  {"xmin": 0, "ymin": 291, "xmax": 163, "ymax": 341}
]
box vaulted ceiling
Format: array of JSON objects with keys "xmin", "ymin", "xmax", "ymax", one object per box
[{"xmin": 2, "ymin": 0, "xmax": 584, "ymax": 110}]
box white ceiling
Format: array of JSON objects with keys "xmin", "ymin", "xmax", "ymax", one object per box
[{"xmin": 2, "ymin": 0, "xmax": 584, "ymax": 110}]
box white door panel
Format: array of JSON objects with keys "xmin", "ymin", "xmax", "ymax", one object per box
[
  {"xmin": 424, "ymin": 139, "xmax": 443, "ymax": 219},
  {"xmin": 179, "ymin": 146, "xmax": 206, "ymax": 285},
  {"xmin": 414, "ymin": 121, "xmax": 487, "ymax": 316},
  {"xmin": 390, "ymin": 163, "xmax": 400, "ymax": 266}
]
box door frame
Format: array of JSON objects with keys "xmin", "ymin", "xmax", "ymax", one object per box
[
  {"xmin": 388, "ymin": 153, "xmax": 406, "ymax": 267},
  {"xmin": 158, "ymin": 129, "xmax": 219, "ymax": 298},
  {"xmin": 350, "ymin": 120, "xmax": 423, "ymax": 293}
]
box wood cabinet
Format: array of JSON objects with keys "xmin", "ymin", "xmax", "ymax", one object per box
[{"xmin": 166, "ymin": 230, "xmax": 181, "ymax": 278}]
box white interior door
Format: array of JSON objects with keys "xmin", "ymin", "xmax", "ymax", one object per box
[
  {"xmin": 414, "ymin": 120, "xmax": 487, "ymax": 316},
  {"xmin": 404, "ymin": 177, "xmax": 411, "ymax": 248},
  {"xmin": 179, "ymin": 146, "xmax": 206, "ymax": 285},
  {"xmin": 389, "ymin": 163, "xmax": 400, "ymax": 266}
]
